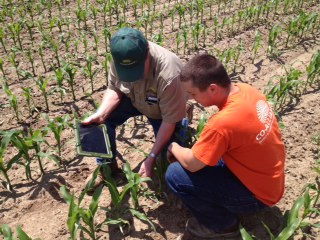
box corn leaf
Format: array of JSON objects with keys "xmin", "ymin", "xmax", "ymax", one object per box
[
  {"xmin": 240, "ymin": 226, "xmax": 255, "ymax": 240},
  {"xmin": 129, "ymin": 208, "xmax": 156, "ymax": 232},
  {"xmin": 0, "ymin": 224, "xmax": 13, "ymax": 239},
  {"xmin": 16, "ymin": 225, "xmax": 32, "ymax": 240}
]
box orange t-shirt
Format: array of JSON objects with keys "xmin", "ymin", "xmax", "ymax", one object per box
[{"xmin": 192, "ymin": 83, "xmax": 286, "ymax": 206}]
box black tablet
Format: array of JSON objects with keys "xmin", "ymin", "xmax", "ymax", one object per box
[{"xmin": 74, "ymin": 120, "xmax": 113, "ymax": 159}]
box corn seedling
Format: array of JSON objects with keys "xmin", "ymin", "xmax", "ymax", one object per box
[
  {"xmin": 175, "ymin": 4, "xmax": 186, "ymax": 29},
  {"xmin": 0, "ymin": 27, "xmax": 7, "ymax": 53},
  {"xmin": 123, "ymin": 162, "xmax": 151, "ymax": 209},
  {"xmin": 0, "ymin": 58, "xmax": 7, "ymax": 83},
  {"xmin": 44, "ymin": 114, "xmax": 70, "ymax": 163},
  {"xmin": 264, "ymin": 66, "xmax": 302, "ymax": 112},
  {"xmin": 64, "ymin": 62, "xmax": 78, "ymax": 101},
  {"xmin": 191, "ymin": 20, "xmax": 203, "ymax": 50},
  {"xmin": 195, "ymin": 112, "xmax": 208, "ymax": 142},
  {"xmin": 8, "ymin": 21, "xmax": 24, "ymax": 50},
  {"xmin": 182, "ymin": 25, "xmax": 188, "ymax": 55},
  {"xmin": 267, "ymin": 24, "xmax": 282, "ymax": 58},
  {"xmin": 0, "ymin": 130, "xmax": 24, "ymax": 190},
  {"xmin": 233, "ymin": 40, "xmax": 245, "ymax": 73},
  {"xmin": 305, "ymin": 50, "xmax": 320, "ymax": 91},
  {"xmin": 100, "ymin": 163, "xmax": 155, "ymax": 234},
  {"xmin": 53, "ymin": 67, "xmax": 66, "ymax": 103},
  {"xmin": 4, "ymin": 129, "xmax": 34, "ymax": 180},
  {"xmin": 90, "ymin": 5, "xmax": 99, "ymax": 31},
  {"xmin": 0, "ymin": 224, "xmax": 37, "ymax": 240},
  {"xmin": 252, "ymin": 30, "xmax": 262, "ymax": 64},
  {"xmin": 82, "ymin": 55, "xmax": 99, "ymax": 94},
  {"xmin": 22, "ymin": 87, "xmax": 35, "ymax": 116},
  {"xmin": 35, "ymin": 76, "xmax": 50, "ymax": 112},
  {"xmin": 9, "ymin": 48, "xmax": 21, "ymax": 81},
  {"xmin": 26, "ymin": 49, "xmax": 36, "ymax": 77},
  {"xmin": 38, "ymin": 42, "xmax": 47, "ymax": 73},
  {"xmin": 102, "ymin": 53, "xmax": 112, "ymax": 85},
  {"xmin": 2, "ymin": 83, "xmax": 20, "ymax": 122},
  {"xmin": 24, "ymin": 127, "xmax": 54, "ymax": 174},
  {"xmin": 60, "ymin": 167, "xmax": 103, "ymax": 240},
  {"xmin": 49, "ymin": 38, "xmax": 61, "ymax": 68}
]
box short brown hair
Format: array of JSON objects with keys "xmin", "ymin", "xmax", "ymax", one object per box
[{"xmin": 180, "ymin": 53, "xmax": 231, "ymax": 91}]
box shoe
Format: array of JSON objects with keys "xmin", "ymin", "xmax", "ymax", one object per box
[{"xmin": 185, "ymin": 217, "xmax": 241, "ymax": 239}]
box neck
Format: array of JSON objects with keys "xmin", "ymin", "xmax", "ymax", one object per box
[{"xmin": 217, "ymin": 83, "xmax": 238, "ymax": 109}]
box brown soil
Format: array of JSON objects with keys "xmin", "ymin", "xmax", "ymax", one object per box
[{"xmin": 0, "ymin": 1, "xmax": 319, "ymax": 240}]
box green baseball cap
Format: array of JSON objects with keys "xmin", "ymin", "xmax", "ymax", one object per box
[{"xmin": 110, "ymin": 28, "xmax": 148, "ymax": 82}]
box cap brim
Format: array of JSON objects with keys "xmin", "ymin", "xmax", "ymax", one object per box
[{"xmin": 114, "ymin": 61, "xmax": 145, "ymax": 82}]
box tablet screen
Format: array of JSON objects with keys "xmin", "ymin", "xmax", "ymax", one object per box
[{"xmin": 75, "ymin": 120, "xmax": 113, "ymax": 158}]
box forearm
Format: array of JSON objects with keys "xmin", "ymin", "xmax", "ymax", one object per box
[
  {"xmin": 168, "ymin": 142, "xmax": 206, "ymax": 172},
  {"xmin": 151, "ymin": 122, "xmax": 176, "ymax": 156},
  {"xmin": 96, "ymin": 88, "xmax": 123, "ymax": 119},
  {"xmin": 138, "ymin": 122, "xmax": 176, "ymax": 177}
]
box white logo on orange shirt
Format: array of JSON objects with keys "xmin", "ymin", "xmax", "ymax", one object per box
[{"xmin": 256, "ymin": 100, "xmax": 274, "ymax": 143}]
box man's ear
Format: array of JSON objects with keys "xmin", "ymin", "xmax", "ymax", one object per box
[{"xmin": 209, "ymin": 84, "xmax": 217, "ymax": 93}]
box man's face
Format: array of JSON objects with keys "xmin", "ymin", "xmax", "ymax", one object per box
[{"xmin": 182, "ymin": 80, "xmax": 215, "ymax": 107}]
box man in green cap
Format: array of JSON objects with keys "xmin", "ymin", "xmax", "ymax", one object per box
[{"xmin": 82, "ymin": 27, "xmax": 187, "ymax": 178}]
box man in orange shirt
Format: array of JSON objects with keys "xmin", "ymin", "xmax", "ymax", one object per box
[{"xmin": 166, "ymin": 53, "xmax": 286, "ymax": 239}]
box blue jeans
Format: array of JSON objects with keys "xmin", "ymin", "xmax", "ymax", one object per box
[
  {"xmin": 105, "ymin": 96, "xmax": 162, "ymax": 160},
  {"xmin": 165, "ymin": 162, "xmax": 268, "ymax": 232}
]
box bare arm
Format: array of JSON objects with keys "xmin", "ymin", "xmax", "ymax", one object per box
[
  {"xmin": 168, "ymin": 142, "xmax": 206, "ymax": 172},
  {"xmin": 139, "ymin": 121, "xmax": 176, "ymax": 177},
  {"xmin": 82, "ymin": 88, "xmax": 123, "ymax": 125}
]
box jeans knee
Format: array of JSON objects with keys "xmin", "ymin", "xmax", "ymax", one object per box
[{"xmin": 165, "ymin": 162, "xmax": 185, "ymax": 190}]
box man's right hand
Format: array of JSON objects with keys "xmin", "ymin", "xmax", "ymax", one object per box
[{"xmin": 82, "ymin": 112, "xmax": 105, "ymax": 125}]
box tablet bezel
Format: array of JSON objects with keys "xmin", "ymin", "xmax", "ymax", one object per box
[{"xmin": 74, "ymin": 119, "xmax": 113, "ymax": 159}]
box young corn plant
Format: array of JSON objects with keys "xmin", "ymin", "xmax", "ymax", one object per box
[
  {"xmin": 9, "ymin": 48, "xmax": 21, "ymax": 81},
  {"xmin": 0, "ymin": 58, "xmax": 7, "ymax": 83},
  {"xmin": 38, "ymin": 42, "xmax": 47, "ymax": 72},
  {"xmin": 233, "ymin": 40, "xmax": 245, "ymax": 73},
  {"xmin": 267, "ymin": 24, "xmax": 282, "ymax": 59},
  {"xmin": 49, "ymin": 38, "xmax": 62, "ymax": 68},
  {"xmin": 24, "ymin": 127, "xmax": 56, "ymax": 174},
  {"xmin": 252, "ymin": 30, "xmax": 262, "ymax": 64},
  {"xmin": 82, "ymin": 55, "xmax": 99, "ymax": 94},
  {"xmin": 100, "ymin": 163, "xmax": 155, "ymax": 235},
  {"xmin": 6, "ymin": 130, "xmax": 34, "ymax": 181},
  {"xmin": 44, "ymin": 114, "xmax": 70, "ymax": 164},
  {"xmin": 264, "ymin": 66, "xmax": 302, "ymax": 112},
  {"xmin": 0, "ymin": 27, "xmax": 7, "ymax": 53},
  {"xmin": 7, "ymin": 21, "xmax": 24, "ymax": 50},
  {"xmin": 64, "ymin": 62, "xmax": 78, "ymax": 101},
  {"xmin": 0, "ymin": 224, "xmax": 35, "ymax": 239},
  {"xmin": 2, "ymin": 83, "xmax": 20, "ymax": 122},
  {"xmin": 0, "ymin": 130, "xmax": 23, "ymax": 191},
  {"xmin": 191, "ymin": 20, "xmax": 203, "ymax": 50},
  {"xmin": 92, "ymin": 30, "xmax": 99, "ymax": 56},
  {"xmin": 35, "ymin": 76, "xmax": 50, "ymax": 112},
  {"xmin": 123, "ymin": 162, "xmax": 152, "ymax": 209},
  {"xmin": 103, "ymin": 27, "xmax": 111, "ymax": 53},
  {"xmin": 102, "ymin": 53, "xmax": 112, "ymax": 85},
  {"xmin": 26, "ymin": 49, "xmax": 36, "ymax": 77},
  {"xmin": 22, "ymin": 87, "xmax": 35, "ymax": 116},
  {"xmin": 53, "ymin": 67, "xmax": 66, "ymax": 103},
  {"xmin": 60, "ymin": 167, "xmax": 103, "ymax": 240},
  {"xmin": 305, "ymin": 50, "xmax": 320, "ymax": 91}
]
